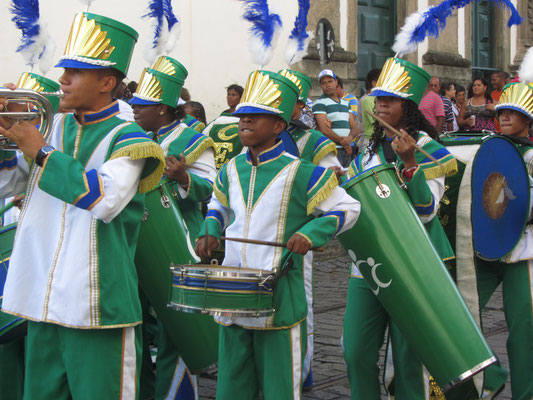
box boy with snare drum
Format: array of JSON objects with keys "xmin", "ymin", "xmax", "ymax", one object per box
[{"xmin": 195, "ymin": 70, "xmax": 360, "ymax": 400}]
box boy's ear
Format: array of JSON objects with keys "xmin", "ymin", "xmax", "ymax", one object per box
[
  {"xmin": 273, "ymin": 118, "xmax": 286, "ymax": 135},
  {"xmin": 99, "ymin": 74, "xmax": 118, "ymax": 95}
]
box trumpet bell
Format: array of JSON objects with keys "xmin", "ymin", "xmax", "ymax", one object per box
[{"xmin": 0, "ymin": 88, "xmax": 63, "ymax": 150}]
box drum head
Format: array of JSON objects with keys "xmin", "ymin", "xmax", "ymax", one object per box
[{"xmin": 472, "ymin": 136, "xmax": 530, "ymax": 260}]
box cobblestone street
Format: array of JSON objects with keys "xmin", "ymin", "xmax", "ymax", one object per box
[{"xmin": 198, "ymin": 242, "xmax": 512, "ymax": 399}]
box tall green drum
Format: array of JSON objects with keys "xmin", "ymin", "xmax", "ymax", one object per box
[
  {"xmin": 135, "ymin": 180, "xmax": 219, "ymax": 373},
  {"xmin": 0, "ymin": 223, "xmax": 27, "ymax": 343},
  {"xmin": 339, "ymin": 164, "xmax": 495, "ymax": 391}
]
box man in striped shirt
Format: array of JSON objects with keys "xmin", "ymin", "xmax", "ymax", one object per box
[{"xmin": 312, "ymin": 69, "xmax": 360, "ymax": 167}]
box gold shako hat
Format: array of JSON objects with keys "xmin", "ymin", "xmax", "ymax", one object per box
[
  {"xmin": 55, "ymin": 12, "xmax": 139, "ymax": 76},
  {"xmin": 495, "ymin": 82, "xmax": 533, "ymax": 120},
  {"xmin": 16, "ymin": 72, "xmax": 60, "ymax": 113},
  {"xmin": 233, "ymin": 70, "xmax": 300, "ymax": 124},
  {"xmin": 370, "ymin": 57, "xmax": 430, "ymax": 105},
  {"xmin": 130, "ymin": 56, "xmax": 189, "ymax": 107},
  {"xmin": 278, "ymin": 69, "xmax": 312, "ymax": 102}
]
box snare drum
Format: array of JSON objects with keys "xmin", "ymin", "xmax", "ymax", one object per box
[
  {"xmin": 0, "ymin": 223, "xmax": 27, "ymax": 343},
  {"xmin": 170, "ymin": 263, "xmax": 275, "ymax": 318}
]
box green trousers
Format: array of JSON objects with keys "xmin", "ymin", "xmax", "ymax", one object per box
[
  {"xmin": 475, "ymin": 258, "xmax": 533, "ymax": 400},
  {"xmin": 0, "ymin": 336, "xmax": 24, "ymax": 400},
  {"xmin": 343, "ymin": 277, "xmax": 428, "ymax": 400},
  {"xmin": 24, "ymin": 321, "xmax": 142, "ymax": 400},
  {"xmin": 216, "ymin": 322, "xmax": 306, "ymax": 400}
]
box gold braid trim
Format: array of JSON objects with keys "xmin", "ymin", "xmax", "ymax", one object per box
[
  {"xmin": 109, "ymin": 142, "xmax": 165, "ymax": 193},
  {"xmin": 312, "ymin": 142, "xmax": 337, "ymax": 165},
  {"xmin": 307, "ymin": 172, "xmax": 339, "ymax": 215},
  {"xmin": 184, "ymin": 136, "xmax": 216, "ymax": 165},
  {"xmin": 422, "ymin": 158, "xmax": 458, "ymax": 180},
  {"xmin": 213, "ymin": 182, "xmax": 229, "ymax": 208}
]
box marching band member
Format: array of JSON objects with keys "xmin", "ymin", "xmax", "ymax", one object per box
[
  {"xmin": 195, "ymin": 70, "xmax": 360, "ymax": 400},
  {"xmin": 130, "ymin": 55, "xmax": 216, "ymax": 400},
  {"xmin": 474, "ymin": 79, "xmax": 533, "ymax": 400},
  {"xmin": 342, "ymin": 58, "xmax": 457, "ymax": 400},
  {"xmin": 278, "ymin": 68, "xmax": 342, "ymax": 389},
  {"xmin": 0, "ymin": 12, "xmax": 165, "ymax": 399}
]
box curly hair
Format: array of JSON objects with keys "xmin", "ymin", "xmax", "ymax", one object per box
[{"xmin": 366, "ymin": 98, "xmax": 438, "ymax": 162}]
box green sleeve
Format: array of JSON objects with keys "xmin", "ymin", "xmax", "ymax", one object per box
[{"xmin": 405, "ymin": 167, "xmax": 436, "ymax": 218}]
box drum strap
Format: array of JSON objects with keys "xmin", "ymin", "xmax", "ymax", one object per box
[
  {"xmin": 271, "ymin": 253, "xmax": 295, "ymax": 288},
  {"xmin": 382, "ymin": 139, "xmax": 397, "ymax": 164}
]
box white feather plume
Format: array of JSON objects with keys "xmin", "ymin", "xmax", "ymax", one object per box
[
  {"xmin": 392, "ymin": 8, "xmax": 428, "ymax": 56},
  {"xmin": 285, "ymin": 31, "xmax": 313, "ymax": 66},
  {"xmin": 248, "ymin": 24, "xmax": 281, "ymax": 67},
  {"xmin": 518, "ymin": 46, "xmax": 533, "ymax": 83},
  {"xmin": 144, "ymin": 18, "xmax": 169, "ymax": 65},
  {"xmin": 76, "ymin": 0, "xmax": 94, "ymax": 10}
]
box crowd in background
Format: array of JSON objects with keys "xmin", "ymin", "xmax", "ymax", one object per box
[{"xmin": 113, "ymin": 68, "xmax": 521, "ymax": 171}]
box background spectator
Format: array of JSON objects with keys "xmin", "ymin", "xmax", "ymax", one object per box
[
  {"xmin": 440, "ymin": 81, "xmax": 458, "ymax": 132},
  {"xmin": 458, "ymin": 77, "xmax": 496, "ymax": 131},
  {"xmin": 490, "ymin": 70, "xmax": 509, "ymax": 102},
  {"xmin": 358, "ymin": 68, "xmax": 381, "ymax": 152},
  {"xmin": 419, "ymin": 77, "xmax": 445, "ymax": 132},
  {"xmin": 336, "ymin": 77, "xmax": 359, "ymax": 120},
  {"xmin": 222, "ymin": 84, "xmax": 244, "ymax": 115},
  {"xmin": 312, "ymin": 69, "xmax": 359, "ymax": 167}
]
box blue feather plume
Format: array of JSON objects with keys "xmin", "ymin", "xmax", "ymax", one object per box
[
  {"xmin": 10, "ymin": 0, "xmax": 55, "ymax": 73},
  {"xmin": 143, "ymin": 0, "xmax": 181, "ymax": 63},
  {"xmin": 241, "ymin": 0, "xmax": 283, "ymax": 67},
  {"xmin": 286, "ymin": 0, "xmax": 312, "ymax": 66},
  {"xmin": 393, "ymin": 0, "xmax": 522, "ymax": 56},
  {"xmin": 11, "ymin": 0, "xmax": 41, "ymax": 55}
]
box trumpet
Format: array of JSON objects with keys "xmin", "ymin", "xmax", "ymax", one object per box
[{"xmin": 0, "ymin": 88, "xmax": 64, "ymax": 150}]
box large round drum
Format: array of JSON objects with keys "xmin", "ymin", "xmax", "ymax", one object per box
[
  {"xmin": 471, "ymin": 135, "xmax": 530, "ymax": 260},
  {"xmin": 339, "ymin": 164, "xmax": 495, "ymax": 391},
  {"xmin": 170, "ymin": 264, "xmax": 274, "ymax": 318},
  {"xmin": 135, "ymin": 180, "xmax": 219, "ymax": 373},
  {"xmin": 0, "ymin": 223, "xmax": 27, "ymax": 343}
]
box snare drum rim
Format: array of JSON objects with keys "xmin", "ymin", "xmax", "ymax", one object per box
[
  {"xmin": 173, "ymin": 264, "xmax": 276, "ymax": 280},
  {"xmin": 168, "ymin": 302, "xmax": 274, "ymax": 317}
]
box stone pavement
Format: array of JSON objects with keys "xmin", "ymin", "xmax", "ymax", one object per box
[{"xmin": 198, "ymin": 242, "xmax": 513, "ymax": 399}]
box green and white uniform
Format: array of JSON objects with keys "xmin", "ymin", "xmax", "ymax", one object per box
[
  {"xmin": 181, "ymin": 115, "xmax": 206, "ymax": 134},
  {"xmin": 0, "ymin": 101, "xmax": 165, "ymax": 399},
  {"xmin": 202, "ymin": 113, "xmax": 242, "ymax": 169},
  {"xmin": 149, "ymin": 120, "xmax": 216, "ymax": 400},
  {"xmin": 343, "ymin": 132, "xmax": 456, "ymax": 400},
  {"xmin": 474, "ymin": 142, "xmax": 533, "ymax": 400},
  {"xmin": 199, "ymin": 141, "xmax": 360, "ymax": 399},
  {"xmin": 287, "ymin": 122, "xmax": 341, "ymax": 384}
]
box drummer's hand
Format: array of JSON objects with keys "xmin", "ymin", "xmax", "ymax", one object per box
[
  {"xmin": 195, "ymin": 235, "xmax": 219, "ymax": 258},
  {"xmin": 287, "ymin": 233, "xmax": 312, "ymax": 255},
  {"xmin": 165, "ymin": 154, "xmax": 189, "ymax": 187},
  {"xmin": 392, "ymin": 129, "xmax": 417, "ymax": 169},
  {"xmin": 329, "ymin": 166, "xmax": 345, "ymax": 179},
  {"xmin": 0, "ymin": 121, "xmax": 46, "ymax": 159}
]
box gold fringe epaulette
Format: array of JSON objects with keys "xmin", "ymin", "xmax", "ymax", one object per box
[
  {"xmin": 422, "ymin": 158, "xmax": 458, "ymax": 180},
  {"xmin": 312, "ymin": 142, "xmax": 337, "ymax": 165},
  {"xmin": 307, "ymin": 172, "xmax": 338, "ymax": 215},
  {"xmin": 184, "ymin": 136, "xmax": 216, "ymax": 166},
  {"xmin": 110, "ymin": 142, "xmax": 165, "ymax": 193}
]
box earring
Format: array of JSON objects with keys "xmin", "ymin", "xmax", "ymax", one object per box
[{"xmin": 159, "ymin": 111, "xmax": 165, "ymax": 116}]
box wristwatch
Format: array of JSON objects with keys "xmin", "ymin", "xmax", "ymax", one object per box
[{"xmin": 35, "ymin": 145, "xmax": 55, "ymax": 167}]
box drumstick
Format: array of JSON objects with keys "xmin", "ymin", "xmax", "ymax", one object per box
[
  {"xmin": 221, "ymin": 236, "xmax": 324, "ymax": 252},
  {"xmin": 366, "ymin": 110, "xmax": 443, "ymax": 167}
]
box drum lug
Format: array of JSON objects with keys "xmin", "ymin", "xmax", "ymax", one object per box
[
  {"xmin": 373, "ymin": 171, "xmax": 391, "ymax": 199},
  {"xmin": 394, "ymin": 167, "xmax": 407, "ymax": 190},
  {"xmin": 142, "ymin": 208, "xmax": 149, "ymax": 221},
  {"xmin": 158, "ymin": 185, "xmax": 171, "ymax": 208}
]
